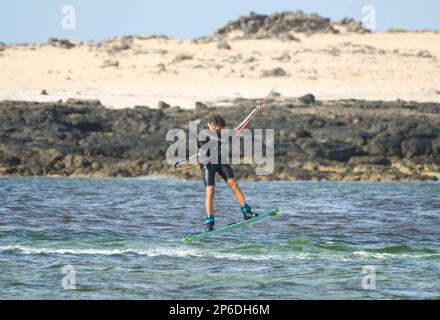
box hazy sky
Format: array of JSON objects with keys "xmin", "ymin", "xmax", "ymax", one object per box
[{"xmin": 1, "ymin": 0, "xmax": 439, "ymax": 43}]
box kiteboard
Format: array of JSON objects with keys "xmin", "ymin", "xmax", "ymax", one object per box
[{"xmin": 184, "ymin": 208, "xmax": 280, "ymax": 243}]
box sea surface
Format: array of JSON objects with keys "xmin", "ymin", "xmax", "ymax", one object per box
[{"xmin": 0, "ymin": 177, "xmax": 439, "ymax": 299}]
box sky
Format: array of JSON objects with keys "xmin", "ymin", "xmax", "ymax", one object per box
[{"xmin": 1, "ymin": 0, "xmax": 439, "ymax": 44}]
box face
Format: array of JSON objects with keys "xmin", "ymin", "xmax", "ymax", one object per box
[{"xmin": 208, "ymin": 122, "xmax": 223, "ymax": 132}]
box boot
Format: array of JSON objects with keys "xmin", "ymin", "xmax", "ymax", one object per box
[
  {"xmin": 241, "ymin": 203, "xmax": 258, "ymax": 220},
  {"xmin": 204, "ymin": 214, "xmax": 215, "ymax": 232}
]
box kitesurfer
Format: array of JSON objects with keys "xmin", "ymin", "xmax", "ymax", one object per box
[{"xmin": 198, "ymin": 115, "xmax": 258, "ymax": 231}]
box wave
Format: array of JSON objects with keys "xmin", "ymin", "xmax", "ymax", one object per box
[
  {"xmin": 1, "ymin": 239, "xmax": 438, "ymax": 262},
  {"xmin": 281, "ymin": 238, "xmax": 439, "ymax": 255},
  {"xmin": 351, "ymin": 251, "xmax": 439, "ymax": 260},
  {"xmin": 0, "ymin": 244, "xmax": 203, "ymax": 258},
  {"xmin": 367, "ymin": 244, "xmax": 437, "ymax": 254},
  {"xmin": 0, "ymin": 243, "xmax": 313, "ymax": 262}
]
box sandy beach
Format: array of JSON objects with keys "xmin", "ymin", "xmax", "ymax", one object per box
[{"xmin": 1, "ymin": 32, "xmax": 440, "ymax": 108}]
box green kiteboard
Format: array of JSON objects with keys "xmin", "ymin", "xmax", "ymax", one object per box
[{"xmin": 184, "ymin": 208, "xmax": 281, "ymax": 243}]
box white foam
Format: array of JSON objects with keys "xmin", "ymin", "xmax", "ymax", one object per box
[
  {"xmin": 207, "ymin": 252, "xmax": 313, "ymax": 262},
  {"xmin": 353, "ymin": 250, "xmax": 393, "ymax": 260},
  {"xmin": 352, "ymin": 250, "xmax": 438, "ymax": 260},
  {"xmin": 0, "ymin": 244, "xmax": 203, "ymax": 258},
  {"xmin": 0, "ymin": 244, "xmax": 314, "ymax": 262},
  {"xmin": 11, "ymin": 244, "xmax": 431, "ymax": 262}
]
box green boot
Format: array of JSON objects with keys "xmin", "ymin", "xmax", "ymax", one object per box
[
  {"xmin": 241, "ymin": 203, "xmax": 258, "ymax": 220},
  {"xmin": 204, "ymin": 215, "xmax": 215, "ymax": 232}
]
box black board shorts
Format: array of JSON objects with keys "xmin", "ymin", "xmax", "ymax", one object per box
[{"xmin": 200, "ymin": 163, "xmax": 235, "ymax": 187}]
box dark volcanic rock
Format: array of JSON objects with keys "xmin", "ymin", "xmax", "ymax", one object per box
[
  {"xmin": 289, "ymin": 129, "xmax": 311, "ymax": 140},
  {"xmin": 348, "ymin": 156, "xmax": 391, "ymax": 166},
  {"xmin": 323, "ymin": 141, "xmax": 357, "ymax": 162},
  {"xmin": 102, "ymin": 60, "xmax": 119, "ymax": 68},
  {"xmin": 173, "ymin": 54, "xmax": 193, "ymax": 63},
  {"xmin": 433, "ymin": 138, "xmax": 440, "ymax": 155},
  {"xmin": 214, "ymin": 11, "xmax": 369, "ymax": 39},
  {"xmin": 0, "ymin": 153, "xmax": 21, "ymax": 166},
  {"xmin": 367, "ymin": 133, "xmax": 402, "ymax": 156},
  {"xmin": 297, "ymin": 139, "xmax": 324, "ymax": 158},
  {"xmin": 339, "ymin": 18, "xmax": 369, "ymax": 33},
  {"xmin": 111, "ymin": 43, "xmax": 130, "ymax": 52},
  {"xmin": 100, "ymin": 36, "xmax": 133, "ymax": 53},
  {"xmin": 158, "ymin": 101, "xmax": 171, "ymax": 110},
  {"xmin": 0, "ymin": 98, "xmax": 439, "ymax": 181},
  {"xmin": 261, "ymin": 67, "xmax": 287, "ymax": 77},
  {"xmin": 48, "ymin": 38, "xmax": 76, "ymax": 49},
  {"xmin": 298, "ymin": 94, "xmax": 316, "ymax": 104},
  {"xmin": 401, "ymin": 138, "xmax": 432, "ymax": 158},
  {"xmin": 298, "ymin": 139, "xmax": 357, "ymax": 161},
  {"xmin": 65, "ymin": 99, "xmax": 102, "ymax": 107}
]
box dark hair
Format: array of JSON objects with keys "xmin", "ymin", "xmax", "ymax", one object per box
[{"xmin": 208, "ymin": 115, "xmax": 226, "ymax": 128}]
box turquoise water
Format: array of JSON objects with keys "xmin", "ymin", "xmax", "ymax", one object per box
[{"xmin": 1, "ymin": 177, "xmax": 439, "ymax": 299}]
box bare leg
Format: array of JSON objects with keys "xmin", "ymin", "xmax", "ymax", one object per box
[
  {"xmin": 227, "ymin": 178, "xmax": 245, "ymax": 207},
  {"xmin": 205, "ymin": 185, "xmax": 215, "ymax": 215}
]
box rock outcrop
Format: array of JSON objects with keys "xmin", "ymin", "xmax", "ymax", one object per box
[
  {"xmin": 48, "ymin": 38, "xmax": 76, "ymax": 49},
  {"xmin": 0, "ymin": 98, "xmax": 438, "ymax": 181},
  {"xmin": 214, "ymin": 11, "xmax": 369, "ymax": 39}
]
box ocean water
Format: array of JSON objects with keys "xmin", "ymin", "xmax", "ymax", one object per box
[{"xmin": 0, "ymin": 177, "xmax": 439, "ymax": 300}]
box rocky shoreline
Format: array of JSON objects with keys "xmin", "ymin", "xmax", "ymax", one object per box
[{"xmin": 0, "ymin": 97, "xmax": 439, "ymax": 181}]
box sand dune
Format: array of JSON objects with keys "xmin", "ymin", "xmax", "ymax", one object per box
[{"xmin": 1, "ymin": 32, "xmax": 440, "ymax": 108}]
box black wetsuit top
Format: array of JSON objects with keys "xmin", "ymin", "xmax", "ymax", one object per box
[{"xmin": 198, "ymin": 125, "xmax": 234, "ymax": 187}]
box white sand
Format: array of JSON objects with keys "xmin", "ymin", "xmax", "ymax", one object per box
[{"xmin": 1, "ymin": 32, "xmax": 440, "ymax": 108}]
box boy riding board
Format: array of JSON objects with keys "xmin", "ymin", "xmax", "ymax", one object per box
[{"xmin": 198, "ymin": 115, "xmax": 258, "ymax": 232}]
